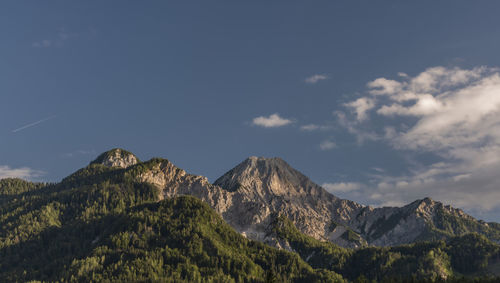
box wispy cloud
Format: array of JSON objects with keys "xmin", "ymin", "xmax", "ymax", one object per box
[
  {"xmin": 336, "ymin": 65, "xmax": 500, "ymax": 214},
  {"xmin": 33, "ymin": 40, "xmax": 52, "ymax": 48},
  {"xmin": 33, "ymin": 28, "xmax": 77, "ymax": 48},
  {"xmin": 12, "ymin": 115, "xmax": 56, "ymax": 133},
  {"xmin": 300, "ymin": 124, "xmax": 320, "ymax": 131},
  {"xmin": 335, "ymin": 111, "xmax": 379, "ymax": 144},
  {"xmin": 372, "ymin": 167, "xmax": 385, "ymax": 173},
  {"xmin": 319, "ymin": 140, "xmax": 336, "ymax": 150},
  {"xmin": 323, "ymin": 164, "xmax": 500, "ymax": 214},
  {"xmin": 344, "ymin": 97, "xmax": 375, "ymax": 122},
  {"xmin": 0, "ymin": 165, "xmax": 44, "ymax": 180},
  {"xmin": 252, "ymin": 113, "xmax": 292, "ymax": 128},
  {"xmin": 305, "ymin": 74, "xmax": 328, "ymax": 84},
  {"xmin": 299, "ymin": 124, "xmax": 332, "ymax": 131}
]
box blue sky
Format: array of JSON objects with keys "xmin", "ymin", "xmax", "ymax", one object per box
[{"xmin": 2, "ymin": 1, "xmax": 500, "ymax": 221}]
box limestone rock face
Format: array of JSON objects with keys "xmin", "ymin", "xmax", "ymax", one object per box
[
  {"xmin": 213, "ymin": 157, "xmax": 366, "ymax": 248},
  {"xmin": 135, "ymin": 156, "xmax": 366, "ymax": 247},
  {"xmin": 137, "ymin": 159, "xmax": 233, "ymax": 214},
  {"xmin": 345, "ymin": 197, "xmax": 493, "ymax": 246},
  {"xmin": 91, "ymin": 148, "xmax": 139, "ymax": 168},
  {"xmin": 104, "ymin": 150, "xmax": 500, "ymax": 248}
]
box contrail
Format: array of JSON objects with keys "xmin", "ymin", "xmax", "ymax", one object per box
[{"xmin": 12, "ymin": 115, "xmax": 56, "ymax": 133}]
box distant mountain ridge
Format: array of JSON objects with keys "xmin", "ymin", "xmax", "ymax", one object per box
[
  {"xmin": 90, "ymin": 149, "xmax": 500, "ymax": 248},
  {"xmin": 2, "ymin": 148, "xmax": 500, "ymax": 281}
]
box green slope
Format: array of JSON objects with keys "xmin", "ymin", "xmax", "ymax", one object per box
[
  {"xmin": 1, "ymin": 157, "xmax": 500, "ymax": 282},
  {"xmin": 0, "ymin": 164, "xmax": 343, "ymax": 282},
  {"xmin": 272, "ymin": 216, "xmax": 500, "ymax": 282}
]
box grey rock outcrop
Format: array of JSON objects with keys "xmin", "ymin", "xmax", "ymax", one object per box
[
  {"xmin": 213, "ymin": 156, "xmax": 366, "ymax": 248},
  {"xmin": 91, "ymin": 148, "xmax": 139, "ymax": 168},
  {"xmin": 102, "ymin": 150, "xmax": 500, "ymax": 248}
]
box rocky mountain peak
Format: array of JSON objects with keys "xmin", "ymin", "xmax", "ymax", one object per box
[
  {"xmin": 90, "ymin": 148, "xmax": 140, "ymax": 168},
  {"xmin": 413, "ymin": 197, "xmax": 435, "ymax": 210},
  {"xmin": 420, "ymin": 197, "xmax": 435, "ymax": 205},
  {"xmin": 77, "ymin": 151, "xmax": 500, "ymax": 249},
  {"xmin": 209, "ymin": 156, "xmax": 369, "ymax": 247},
  {"xmin": 214, "ymin": 156, "xmax": 329, "ymax": 198},
  {"xmin": 245, "ymin": 156, "xmax": 287, "ymax": 166},
  {"xmin": 229, "ymin": 156, "xmax": 291, "ymax": 179}
]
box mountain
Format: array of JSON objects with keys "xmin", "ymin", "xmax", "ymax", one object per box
[
  {"xmin": 90, "ymin": 148, "xmax": 140, "ymax": 168},
  {"xmin": 0, "ymin": 180, "xmax": 340, "ymax": 281},
  {"xmin": 356, "ymin": 197, "xmax": 500, "ymax": 246},
  {"xmin": 212, "ymin": 156, "xmax": 500, "ymax": 247},
  {"xmin": 1, "ymin": 148, "xmax": 500, "ymax": 281},
  {"xmin": 80, "ymin": 149, "xmax": 500, "ymax": 248},
  {"xmin": 271, "ymin": 215, "xmax": 500, "ymax": 281},
  {"xmin": 213, "ymin": 156, "xmax": 365, "ymax": 248},
  {"xmin": 111, "ymin": 153, "xmax": 363, "ymax": 248}
]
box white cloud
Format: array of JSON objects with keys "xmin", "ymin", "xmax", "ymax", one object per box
[
  {"xmin": 322, "ymin": 182, "xmax": 361, "ymax": 193},
  {"xmin": 376, "ymin": 94, "xmax": 443, "ymax": 116},
  {"xmin": 300, "ymin": 124, "xmax": 332, "ymax": 131},
  {"xmin": 344, "ymin": 97, "xmax": 375, "ymax": 121},
  {"xmin": 319, "ymin": 140, "xmax": 336, "ymax": 150},
  {"xmin": 367, "ymin": 78, "xmax": 403, "ymax": 96},
  {"xmin": 305, "ymin": 74, "xmax": 328, "ymax": 84},
  {"xmin": 339, "ymin": 65, "xmax": 500, "ymax": 214},
  {"xmin": 409, "ymin": 66, "xmax": 486, "ymax": 93},
  {"xmin": 384, "ymin": 71, "xmax": 500, "ymax": 155},
  {"xmin": 0, "ymin": 166, "xmax": 43, "ymax": 180},
  {"xmin": 252, "ymin": 113, "xmax": 292, "ymax": 128}
]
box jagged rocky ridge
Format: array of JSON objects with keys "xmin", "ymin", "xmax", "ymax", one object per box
[{"xmin": 94, "ymin": 149, "xmax": 500, "ymax": 248}]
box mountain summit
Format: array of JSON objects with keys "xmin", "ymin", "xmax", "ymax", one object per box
[
  {"xmin": 213, "ymin": 156, "xmax": 365, "ymax": 247},
  {"xmin": 90, "ymin": 148, "xmax": 140, "ymax": 168},
  {"xmin": 75, "ymin": 150, "xmax": 500, "ymax": 248},
  {"xmin": 215, "ymin": 156, "xmax": 336, "ymax": 198},
  {"xmin": 2, "ymin": 149, "xmax": 500, "ymax": 281}
]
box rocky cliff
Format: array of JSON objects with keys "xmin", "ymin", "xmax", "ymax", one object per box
[
  {"xmin": 213, "ymin": 156, "xmax": 366, "ymax": 248},
  {"xmin": 92, "ymin": 149, "xmax": 500, "ymax": 248},
  {"xmin": 90, "ymin": 148, "xmax": 139, "ymax": 168}
]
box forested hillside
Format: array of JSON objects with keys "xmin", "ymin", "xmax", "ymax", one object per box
[
  {"xmin": 1, "ymin": 155, "xmax": 499, "ymax": 282},
  {"xmin": 272, "ymin": 215, "xmax": 500, "ymax": 281},
  {"xmin": 0, "ymin": 173, "xmax": 341, "ymax": 282}
]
